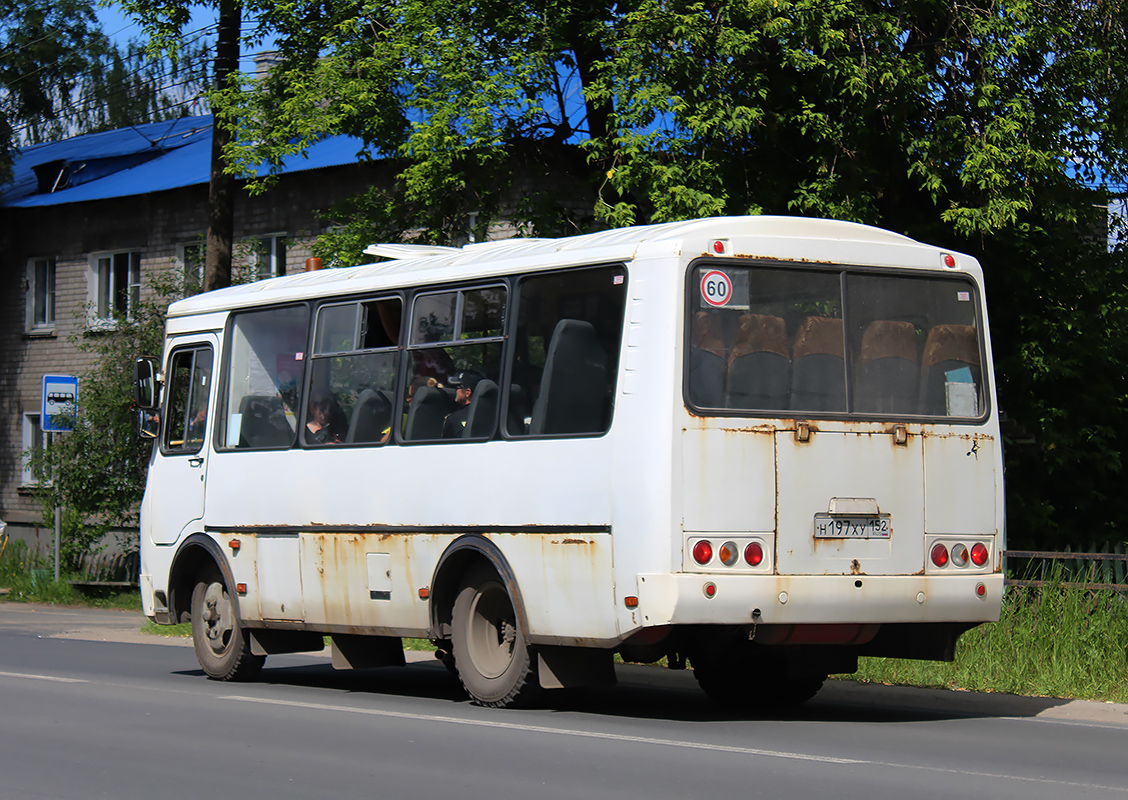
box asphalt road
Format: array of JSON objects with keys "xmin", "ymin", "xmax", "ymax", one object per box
[{"xmin": 2, "ymin": 602, "xmax": 1127, "ymax": 800}]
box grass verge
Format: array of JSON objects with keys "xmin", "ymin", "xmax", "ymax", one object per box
[
  {"xmin": 842, "ymin": 581, "xmax": 1128, "ymax": 703},
  {"xmin": 0, "ymin": 540, "xmax": 141, "ymax": 610}
]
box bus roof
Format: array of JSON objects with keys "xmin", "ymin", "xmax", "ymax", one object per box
[{"xmin": 167, "ymin": 216, "xmax": 930, "ymax": 318}]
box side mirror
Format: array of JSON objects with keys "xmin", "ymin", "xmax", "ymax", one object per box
[{"xmin": 133, "ymin": 357, "xmax": 161, "ymax": 411}]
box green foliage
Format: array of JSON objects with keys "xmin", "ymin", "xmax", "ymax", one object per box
[
  {"xmin": 848, "ymin": 574, "xmax": 1128, "ymax": 703},
  {"xmin": 28, "ymin": 270, "xmax": 179, "ymax": 545},
  {"xmin": 113, "ymin": 0, "xmax": 1128, "ymax": 545}
]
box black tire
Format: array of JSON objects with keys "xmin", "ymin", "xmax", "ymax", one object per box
[
  {"xmin": 693, "ymin": 654, "xmax": 824, "ymax": 711},
  {"xmin": 190, "ymin": 571, "xmax": 265, "ymax": 681},
  {"xmin": 451, "ymin": 563, "xmax": 541, "ymax": 708}
]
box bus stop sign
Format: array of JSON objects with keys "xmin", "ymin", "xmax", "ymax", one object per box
[{"xmin": 42, "ymin": 374, "xmax": 78, "ymax": 432}]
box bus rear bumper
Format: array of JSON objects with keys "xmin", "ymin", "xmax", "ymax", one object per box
[{"xmin": 635, "ymin": 573, "xmax": 1003, "ymax": 627}]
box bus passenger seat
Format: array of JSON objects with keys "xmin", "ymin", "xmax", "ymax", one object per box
[
  {"xmin": 854, "ymin": 320, "xmax": 919, "ymax": 414},
  {"xmin": 531, "ymin": 319, "xmax": 608, "ymax": 435},
  {"xmin": 790, "ymin": 316, "xmax": 846, "ymax": 412},
  {"xmin": 688, "ymin": 311, "xmax": 728, "ymax": 408},
  {"xmin": 727, "ymin": 313, "xmax": 790, "ymax": 410},
  {"xmin": 237, "ymin": 395, "xmax": 293, "ymax": 448},
  {"xmin": 918, "ymin": 324, "xmax": 981, "ymax": 416},
  {"xmin": 463, "ymin": 379, "xmax": 499, "ymax": 439},
  {"xmin": 404, "ymin": 385, "xmax": 454, "ymax": 440},
  {"xmin": 346, "ymin": 388, "xmax": 392, "ymax": 443}
]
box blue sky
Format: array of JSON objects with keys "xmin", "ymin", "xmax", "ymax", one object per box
[{"xmin": 94, "ymin": 2, "xmax": 270, "ymax": 71}]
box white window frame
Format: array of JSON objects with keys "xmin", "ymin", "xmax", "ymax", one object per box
[
  {"xmin": 21, "ymin": 413, "xmax": 52, "ymax": 487},
  {"xmin": 251, "ymin": 234, "xmax": 287, "ymax": 281},
  {"xmin": 88, "ymin": 250, "xmax": 141, "ymax": 324},
  {"xmin": 176, "ymin": 242, "xmax": 206, "ymax": 295},
  {"xmin": 26, "ymin": 257, "xmax": 56, "ymax": 332}
]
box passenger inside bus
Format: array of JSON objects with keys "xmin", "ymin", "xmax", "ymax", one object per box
[
  {"xmin": 305, "ymin": 389, "xmax": 346, "ymax": 444},
  {"xmin": 442, "ymin": 370, "xmax": 485, "ymax": 438}
]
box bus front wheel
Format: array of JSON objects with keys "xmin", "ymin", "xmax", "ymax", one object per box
[
  {"xmin": 451, "ymin": 564, "xmax": 541, "ymax": 708},
  {"xmin": 190, "ymin": 571, "xmax": 264, "ymax": 682}
]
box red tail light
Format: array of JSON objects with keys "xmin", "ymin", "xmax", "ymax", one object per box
[
  {"xmin": 971, "ymin": 543, "xmax": 990, "ymax": 566},
  {"xmin": 930, "ymin": 543, "xmax": 949, "ymax": 568},
  {"xmin": 744, "ymin": 542, "xmax": 764, "ymax": 566},
  {"xmin": 692, "ymin": 540, "xmax": 713, "ymax": 565}
]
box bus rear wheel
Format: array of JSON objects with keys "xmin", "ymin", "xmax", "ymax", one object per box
[
  {"xmin": 451, "ymin": 564, "xmax": 541, "ymax": 708},
  {"xmin": 190, "ymin": 571, "xmax": 264, "ymax": 682}
]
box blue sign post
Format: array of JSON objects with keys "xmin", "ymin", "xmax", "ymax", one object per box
[
  {"xmin": 41, "ymin": 374, "xmax": 78, "ymax": 582},
  {"xmin": 41, "ymin": 374, "xmax": 78, "ymax": 432}
]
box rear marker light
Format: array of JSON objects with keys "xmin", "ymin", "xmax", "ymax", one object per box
[
  {"xmin": 976, "ymin": 583, "xmax": 987, "ymax": 597},
  {"xmin": 719, "ymin": 541, "xmax": 738, "ymax": 566},
  {"xmin": 235, "ymin": 583, "xmax": 247, "ymax": 595},
  {"xmin": 712, "ymin": 240, "xmax": 725, "ymax": 254},
  {"xmin": 228, "ymin": 539, "xmax": 240, "ymax": 552},
  {"xmin": 624, "ymin": 596, "xmax": 639, "ymax": 608},
  {"xmin": 744, "ymin": 542, "xmax": 764, "ymax": 566},
  {"xmin": 971, "ymin": 543, "xmax": 990, "ymax": 567},
  {"xmin": 951, "ymin": 543, "xmax": 969, "ymax": 567},
  {"xmin": 942, "ymin": 253, "xmax": 957, "ymax": 268},
  {"xmin": 703, "ymin": 582, "xmax": 717, "ymax": 598},
  {"xmin": 693, "ymin": 540, "xmax": 713, "ymax": 565},
  {"xmin": 931, "ymin": 543, "xmax": 949, "ymax": 568},
  {"xmin": 418, "ymin": 587, "xmax": 430, "ymax": 600}
]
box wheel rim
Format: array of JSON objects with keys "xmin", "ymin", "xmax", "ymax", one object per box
[
  {"xmin": 200, "ymin": 581, "xmax": 235, "ymax": 657},
  {"xmin": 465, "ymin": 581, "xmax": 516, "ymax": 679}
]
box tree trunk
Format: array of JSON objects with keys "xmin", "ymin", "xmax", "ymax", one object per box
[{"xmin": 204, "ymin": 0, "xmax": 240, "ymax": 292}]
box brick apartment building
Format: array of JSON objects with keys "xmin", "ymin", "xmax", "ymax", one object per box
[{"xmin": 0, "ymin": 115, "xmax": 387, "ymax": 551}]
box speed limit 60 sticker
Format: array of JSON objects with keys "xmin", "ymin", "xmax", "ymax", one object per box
[{"xmin": 700, "ymin": 270, "xmax": 733, "ymax": 307}]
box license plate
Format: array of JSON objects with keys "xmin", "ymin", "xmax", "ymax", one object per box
[{"xmin": 813, "ymin": 515, "xmax": 891, "ymax": 539}]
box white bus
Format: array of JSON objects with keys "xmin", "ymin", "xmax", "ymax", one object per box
[{"xmin": 134, "ymin": 216, "xmax": 1004, "ymax": 709}]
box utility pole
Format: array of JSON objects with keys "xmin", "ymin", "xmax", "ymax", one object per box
[{"xmin": 204, "ymin": 0, "xmax": 240, "ymax": 292}]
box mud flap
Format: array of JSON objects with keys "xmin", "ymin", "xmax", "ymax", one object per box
[{"xmin": 537, "ymin": 645, "xmax": 617, "ymax": 689}]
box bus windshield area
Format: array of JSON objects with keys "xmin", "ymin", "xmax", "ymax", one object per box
[{"xmin": 688, "ymin": 264, "xmax": 984, "ymax": 419}]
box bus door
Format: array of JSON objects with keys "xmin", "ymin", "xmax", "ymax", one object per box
[{"xmin": 150, "ymin": 335, "xmax": 217, "ymax": 545}]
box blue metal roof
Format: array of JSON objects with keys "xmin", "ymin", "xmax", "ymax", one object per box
[{"xmin": 1, "ymin": 115, "xmax": 370, "ymax": 208}]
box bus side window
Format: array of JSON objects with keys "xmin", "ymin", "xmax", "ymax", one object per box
[
  {"xmin": 509, "ymin": 266, "xmax": 627, "ymax": 438},
  {"xmin": 306, "ymin": 297, "xmax": 401, "ymax": 446},
  {"xmin": 164, "ymin": 346, "xmax": 212, "ymax": 453},
  {"xmin": 223, "ymin": 305, "xmax": 309, "ymax": 449},
  {"xmin": 402, "ymin": 286, "xmax": 505, "ymax": 442}
]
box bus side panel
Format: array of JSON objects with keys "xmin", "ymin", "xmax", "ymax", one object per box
[
  {"xmin": 300, "ymin": 531, "xmax": 439, "ymax": 632},
  {"xmin": 489, "ymin": 532, "xmax": 617, "ymax": 645},
  {"xmin": 251, "ymin": 531, "xmax": 619, "ymax": 644}
]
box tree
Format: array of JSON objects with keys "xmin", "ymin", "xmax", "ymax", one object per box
[
  {"xmin": 29, "ymin": 272, "xmax": 176, "ymax": 567},
  {"xmin": 0, "ymin": 0, "xmax": 212, "ymax": 183},
  {"xmin": 95, "ymin": 0, "xmax": 1128, "ymax": 546},
  {"xmin": 1, "ymin": 0, "xmax": 105, "ymax": 180},
  {"xmin": 116, "ymin": 0, "xmax": 277, "ymax": 291}
]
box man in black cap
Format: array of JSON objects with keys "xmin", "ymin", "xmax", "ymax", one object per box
[{"xmin": 442, "ymin": 369, "xmax": 485, "ymax": 438}]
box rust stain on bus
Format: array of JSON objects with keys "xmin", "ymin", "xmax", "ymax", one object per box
[{"xmin": 700, "ymin": 252, "xmax": 840, "ymax": 266}]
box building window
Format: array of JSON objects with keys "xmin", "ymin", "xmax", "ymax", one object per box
[
  {"xmin": 90, "ymin": 251, "xmax": 141, "ymax": 322},
  {"xmin": 26, "ymin": 257, "xmax": 56, "ymax": 331},
  {"xmin": 252, "ymin": 235, "xmax": 286, "ymax": 281},
  {"xmin": 21, "ymin": 413, "xmax": 52, "ymax": 486},
  {"xmin": 178, "ymin": 243, "xmax": 205, "ymax": 295}
]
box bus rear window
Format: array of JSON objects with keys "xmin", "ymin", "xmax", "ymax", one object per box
[{"xmin": 688, "ymin": 264, "xmax": 984, "ymax": 419}]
